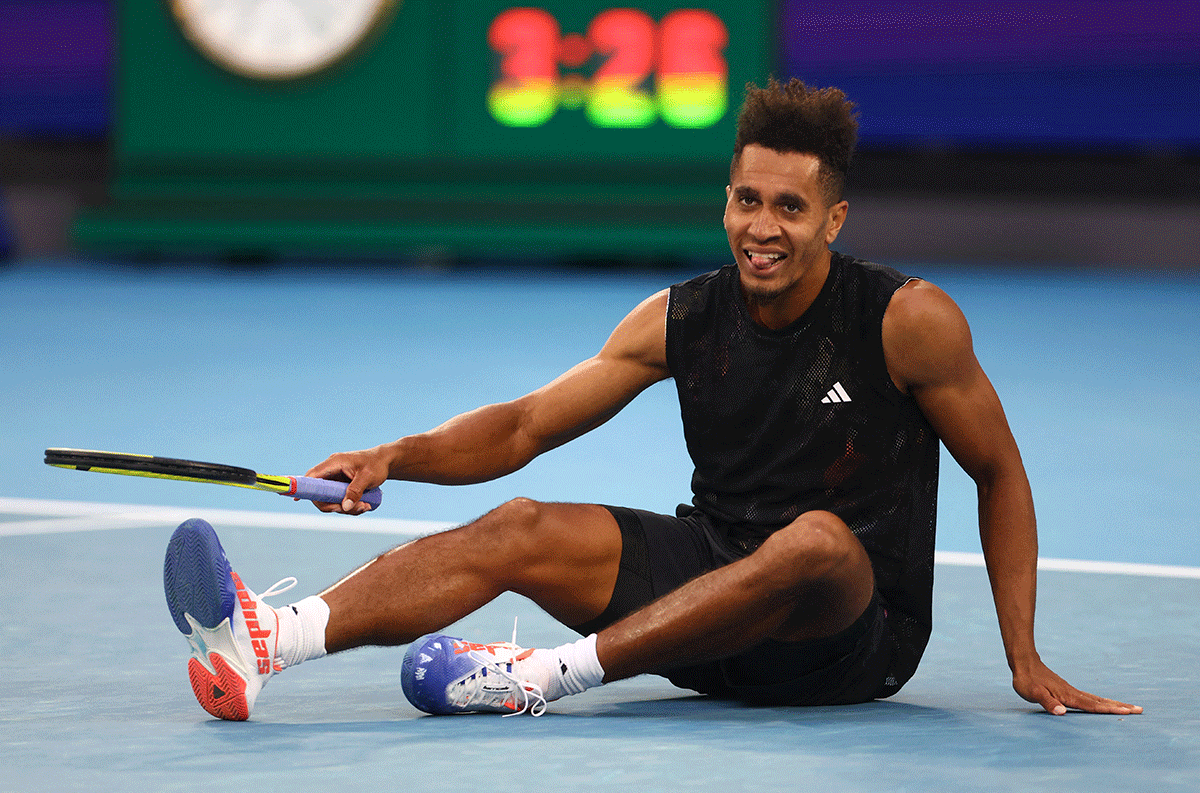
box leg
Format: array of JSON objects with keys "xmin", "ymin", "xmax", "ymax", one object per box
[
  {"xmin": 400, "ymin": 508, "xmax": 878, "ymax": 715},
  {"xmin": 321, "ymin": 498, "xmax": 623, "ymax": 653},
  {"xmin": 164, "ymin": 501, "xmax": 620, "ymax": 721},
  {"xmin": 596, "ymin": 510, "xmax": 875, "ymax": 681}
]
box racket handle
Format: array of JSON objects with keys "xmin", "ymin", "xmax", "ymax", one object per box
[{"xmin": 285, "ymin": 477, "xmax": 383, "ymax": 508}]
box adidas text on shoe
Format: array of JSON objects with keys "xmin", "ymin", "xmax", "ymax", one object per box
[
  {"xmin": 163, "ymin": 518, "xmax": 296, "ymax": 721},
  {"xmin": 402, "ymin": 634, "xmax": 547, "ymax": 716}
]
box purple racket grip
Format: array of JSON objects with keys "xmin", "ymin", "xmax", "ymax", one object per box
[{"xmin": 284, "ymin": 476, "xmax": 383, "ymax": 508}]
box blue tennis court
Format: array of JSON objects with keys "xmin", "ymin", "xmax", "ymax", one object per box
[{"xmin": 1, "ymin": 258, "xmax": 1198, "ymax": 791}]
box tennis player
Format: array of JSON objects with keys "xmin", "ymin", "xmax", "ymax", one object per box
[{"xmin": 164, "ymin": 78, "xmax": 1141, "ymax": 720}]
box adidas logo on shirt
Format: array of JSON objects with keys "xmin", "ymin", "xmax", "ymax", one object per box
[{"xmin": 821, "ymin": 382, "xmax": 852, "ymax": 404}]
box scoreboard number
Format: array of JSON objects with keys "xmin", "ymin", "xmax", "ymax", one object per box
[{"xmin": 487, "ymin": 7, "xmax": 729, "ymax": 129}]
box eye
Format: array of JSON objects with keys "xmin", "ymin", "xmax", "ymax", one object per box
[
  {"xmin": 782, "ymin": 202, "xmax": 800, "ymax": 213},
  {"xmin": 739, "ymin": 195, "xmax": 758, "ymax": 207}
]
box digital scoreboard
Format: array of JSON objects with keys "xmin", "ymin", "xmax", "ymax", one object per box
[
  {"xmin": 485, "ymin": 7, "xmax": 729, "ymax": 130},
  {"xmin": 445, "ymin": 1, "xmax": 763, "ymax": 163},
  {"xmin": 78, "ymin": 0, "xmax": 773, "ymax": 258}
]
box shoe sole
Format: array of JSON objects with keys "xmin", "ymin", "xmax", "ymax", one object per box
[
  {"xmin": 402, "ymin": 634, "xmax": 454, "ymax": 714},
  {"xmin": 164, "ymin": 518, "xmax": 250, "ymax": 721}
]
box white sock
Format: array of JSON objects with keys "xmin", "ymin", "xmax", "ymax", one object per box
[
  {"xmin": 274, "ymin": 595, "xmax": 329, "ymax": 669},
  {"xmin": 522, "ymin": 634, "xmax": 605, "ymax": 701}
]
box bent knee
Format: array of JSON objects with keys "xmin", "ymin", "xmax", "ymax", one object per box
[
  {"xmin": 492, "ymin": 497, "xmax": 555, "ymax": 548},
  {"xmin": 484, "ymin": 499, "xmax": 623, "ymax": 619},
  {"xmin": 491, "ymin": 497, "xmax": 597, "ymax": 556},
  {"xmin": 495, "ymin": 496, "xmax": 544, "ymax": 529},
  {"xmin": 755, "ymin": 511, "xmax": 867, "ymax": 585}
]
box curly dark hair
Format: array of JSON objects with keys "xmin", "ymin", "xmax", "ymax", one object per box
[{"xmin": 732, "ymin": 78, "xmax": 859, "ymax": 205}]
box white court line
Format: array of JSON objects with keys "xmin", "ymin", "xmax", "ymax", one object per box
[
  {"xmin": 935, "ymin": 550, "xmax": 1200, "ymax": 579},
  {"xmin": 0, "ymin": 496, "xmax": 453, "ymax": 538},
  {"xmin": 3, "ymin": 496, "xmax": 1199, "ymax": 580}
]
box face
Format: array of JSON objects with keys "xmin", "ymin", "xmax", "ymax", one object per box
[{"xmin": 724, "ymin": 145, "xmax": 848, "ymax": 327}]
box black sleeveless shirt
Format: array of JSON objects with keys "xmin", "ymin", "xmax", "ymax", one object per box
[{"xmin": 666, "ymin": 252, "xmax": 940, "ymax": 678}]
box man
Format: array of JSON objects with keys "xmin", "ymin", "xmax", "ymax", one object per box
[{"xmin": 163, "ymin": 79, "xmax": 1141, "ymax": 720}]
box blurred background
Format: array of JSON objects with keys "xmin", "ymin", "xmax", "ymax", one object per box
[
  {"xmin": 3, "ymin": 11, "xmax": 1198, "ymax": 785},
  {"xmin": 3, "ymin": 0, "xmax": 1198, "ymax": 267},
  {"xmin": 2, "ymin": 1, "xmax": 1198, "ymax": 567}
]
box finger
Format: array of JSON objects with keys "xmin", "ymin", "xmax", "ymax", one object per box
[
  {"xmin": 305, "ymin": 457, "xmax": 351, "ymax": 481},
  {"xmin": 1037, "ymin": 678, "xmax": 1144, "ymax": 715},
  {"xmin": 340, "ymin": 474, "xmax": 375, "ymax": 514},
  {"xmin": 341, "ymin": 485, "xmax": 361, "ymax": 513},
  {"xmin": 305, "ymin": 487, "xmax": 348, "ymax": 513},
  {"xmin": 1036, "ymin": 689, "xmax": 1068, "ymax": 716},
  {"xmin": 1059, "ymin": 689, "xmax": 1142, "ymax": 715}
]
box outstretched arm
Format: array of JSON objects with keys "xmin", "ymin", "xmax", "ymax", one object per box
[
  {"xmin": 884, "ymin": 280, "xmax": 1141, "ymax": 715},
  {"xmin": 307, "ymin": 290, "xmax": 671, "ymax": 512}
]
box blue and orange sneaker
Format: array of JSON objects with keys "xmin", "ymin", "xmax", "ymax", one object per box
[
  {"xmin": 163, "ymin": 518, "xmax": 296, "ymax": 721},
  {"xmin": 402, "ymin": 633, "xmax": 548, "ymax": 716}
]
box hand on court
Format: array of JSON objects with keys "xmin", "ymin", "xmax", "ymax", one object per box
[
  {"xmin": 304, "ymin": 447, "xmax": 391, "ymax": 514},
  {"xmin": 1013, "ymin": 657, "xmax": 1142, "ymax": 716}
]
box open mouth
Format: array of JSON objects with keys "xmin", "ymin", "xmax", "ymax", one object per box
[{"xmin": 745, "ymin": 250, "xmax": 786, "ymax": 271}]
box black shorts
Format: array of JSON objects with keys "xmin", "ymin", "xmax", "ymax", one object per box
[{"xmin": 570, "ymin": 505, "xmax": 905, "ymax": 706}]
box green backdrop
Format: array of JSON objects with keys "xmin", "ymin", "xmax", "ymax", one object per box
[{"xmin": 76, "ymin": 0, "xmax": 772, "ymax": 258}]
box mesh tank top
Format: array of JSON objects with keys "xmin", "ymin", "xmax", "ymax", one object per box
[{"xmin": 666, "ymin": 252, "xmax": 941, "ymax": 676}]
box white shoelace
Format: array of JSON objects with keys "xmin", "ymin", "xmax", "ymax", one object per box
[
  {"xmin": 259, "ymin": 577, "xmax": 298, "ymax": 600},
  {"xmin": 461, "ymin": 618, "xmax": 548, "ymax": 717}
]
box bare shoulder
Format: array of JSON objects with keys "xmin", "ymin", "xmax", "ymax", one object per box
[
  {"xmin": 602, "ymin": 288, "xmax": 670, "ymax": 376},
  {"xmin": 625, "ymin": 288, "xmax": 671, "ymax": 326},
  {"xmin": 883, "ymin": 279, "xmax": 977, "ymax": 392}
]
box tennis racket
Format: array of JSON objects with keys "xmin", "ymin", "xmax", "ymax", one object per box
[{"xmin": 44, "ymin": 448, "xmax": 383, "ymax": 508}]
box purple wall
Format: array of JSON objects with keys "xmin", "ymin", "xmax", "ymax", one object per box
[
  {"xmin": 779, "ymin": 0, "xmax": 1200, "ymax": 150},
  {"xmin": 1, "ymin": 0, "xmax": 111, "ymax": 135}
]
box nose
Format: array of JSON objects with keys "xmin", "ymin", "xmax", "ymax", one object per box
[{"xmin": 747, "ymin": 207, "xmax": 780, "ymax": 241}]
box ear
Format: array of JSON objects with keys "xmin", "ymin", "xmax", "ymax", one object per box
[{"xmin": 825, "ymin": 200, "xmax": 849, "ymax": 244}]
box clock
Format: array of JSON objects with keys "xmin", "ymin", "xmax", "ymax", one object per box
[{"xmin": 169, "ymin": 0, "xmax": 398, "ymax": 80}]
